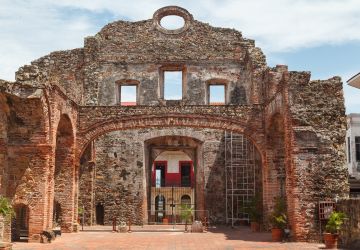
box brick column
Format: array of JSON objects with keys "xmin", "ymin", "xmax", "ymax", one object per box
[
  {"xmin": 54, "ymin": 149, "xmax": 75, "ymax": 232},
  {"xmin": 79, "ymin": 162, "xmax": 95, "ymax": 225}
]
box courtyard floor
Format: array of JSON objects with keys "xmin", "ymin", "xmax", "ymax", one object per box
[{"xmin": 12, "ymin": 225, "xmax": 326, "ymax": 250}]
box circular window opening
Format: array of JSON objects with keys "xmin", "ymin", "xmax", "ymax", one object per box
[{"xmin": 160, "ymin": 15, "xmax": 185, "ymax": 30}]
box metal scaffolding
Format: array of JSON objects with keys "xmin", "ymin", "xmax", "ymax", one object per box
[{"xmin": 225, "ymin": 131, "xmax": 256, "ymax": 227}]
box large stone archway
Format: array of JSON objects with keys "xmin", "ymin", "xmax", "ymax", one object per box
[
  {"xmin": 76, "ymin": 107, "xmax": 266, "ymax": 161},
  {"xmin": 144, "ymin": 135, "xmax": 203, "ymax": 224},
  {"xmin": 76, "ymin": 115, "xmax": 267, "ymax": 226}
]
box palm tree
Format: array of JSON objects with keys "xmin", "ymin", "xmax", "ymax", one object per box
[{"xmin": 180, "ymin": 204, "xmax": 193, "ymax": 232}]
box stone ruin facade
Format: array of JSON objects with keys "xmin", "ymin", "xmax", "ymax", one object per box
[{"xmin": 0, "ymin": 6, "xmax": 348, "ymax": 243}]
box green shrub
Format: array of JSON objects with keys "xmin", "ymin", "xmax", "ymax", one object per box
[
  {"xmin": 180, "ymin": 204, "xmax": 193, "ymax": 223},
  {"xmin": 269, "ymin": 197, "xmax": 287, "ymax": 229},
  {"xmin": 0, "ymin": 196, "xmax": 14, "ymax": 218},
  {"xmin": 325, "ymin": 211, "xmax": 346, "ymax": 234}
]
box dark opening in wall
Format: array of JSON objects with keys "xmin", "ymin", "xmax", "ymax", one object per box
[
  {"xmin": 12, "ymin": 204, "xmax": 29, "ymax": 241},
  {"xmin": 53, "ymin": 201, "xmax": 62, "ymax": 225},
  {"xmin": 96, "ymin": 203, "xmax": 104, "ymax": 225},
  {"xmin": 164, "ymin": 71, "xmax": 182, "ymax": 100}
]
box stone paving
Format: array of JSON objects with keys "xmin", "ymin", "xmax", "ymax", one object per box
[{"xmin": 12, "ymin": 226, "xmax": 325, "ymax": 250}]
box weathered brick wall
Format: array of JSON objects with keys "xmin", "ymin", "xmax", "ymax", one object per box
[
  {"xmin": 0, "ymin": 5, "xmax": 349, "ymax": 244},
  {"xmin": 286, "ymin": 73, "xmax": 348, "ymax": 240},
  {"xmin": 15, "ymin": 49, "xmax": 85, "ymax": 104},
  {"xmin": 82, "ymin": 10, "xmax": 266, "ymax": 105},
  {"xmin": 262, "ymin": 66, "xmax": 288, "ymax": 226},
  {"xmin": 0, "ymin": 94, "xmax": 8, "ymax": 197},
  {"xmin": 54, "ymin": 114, "xmax": 76, "ymax": 232},
  {"xmin": 94, "ymin": 63, "xmax": 250, "ymax": 106},
  {"xmin": 0, "ymin": 79, "xmax": 79, "ymax": 240},
  {"xmin": 337, "ymin": 198, "xmax": 360, "ymax": 249}
]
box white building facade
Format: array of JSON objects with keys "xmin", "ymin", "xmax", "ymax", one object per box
[
  {"xmin": 346, "ymin": 114, "xmax": 360, "ymax": 179},
  {"xmin": 347, "ymin": 73, "xmax": 360, "ymax": 197}
]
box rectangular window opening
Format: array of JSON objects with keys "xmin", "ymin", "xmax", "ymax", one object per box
[
  {"xmin": 356, "ymin": 137, "xmax": 360, "ymax": 162},
  {"xmin": 120, "ymin": 85, "xmax": 137, "ymax": 106},
  {"xmin": 209, "ymin": 85, "xmax": 225, "ymax": 105},
  {"xmin": 164, "ymin": 71, "xmax": 182, "ymax": 100},
  {"xmin": 181, "ymin": 163, "xmax": 191, "ymax": 187}
]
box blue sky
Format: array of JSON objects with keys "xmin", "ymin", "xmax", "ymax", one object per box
[{"xmin": 1, "ymin": 0, "xmax": 360, "ymax": 112}]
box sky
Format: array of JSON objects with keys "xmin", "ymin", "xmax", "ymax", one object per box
[{"xmin": 1, "ymin": 0, "xmax": 360, "ymax": 113}]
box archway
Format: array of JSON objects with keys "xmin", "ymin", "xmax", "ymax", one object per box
[
  {"xmin": 53, "ymin": 200, "xmax": 62, "ymax": 227},
  {"xmin": 181, "ymin": 195, "xmax": 191, "ymax": 205},
  {"xmin": 54, "ymin": 114, "xmax": 75, "ymax": 232},
  {"xmin": 154, "ymin": 195, "xmax": 166, "ymax": 223},
  {"xmin": 145, "ymin": 136, "xmax": 202, "ymax": 224},
  {"xmin": 11, "ymin": 204, "xmax": 29, "ymax": 242},
  {"xmin": 76, "ymin": 113, "xmax": 265, "ymax": 160},
  {"xmin": 224, "ymin": 132, "xmax": 263, "ymax": 226},
  {"xmin": 76, "ymin": 125, "xmax": 266, "ymax": 227}
]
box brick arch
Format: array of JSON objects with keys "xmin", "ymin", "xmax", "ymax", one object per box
[
  {"xmin": 76, "ymin": 115, "xmax": 266, "ymax": 161},
  {"xmin": 53, "ymin": 113, "xmax": 76, "ymax": 232}
]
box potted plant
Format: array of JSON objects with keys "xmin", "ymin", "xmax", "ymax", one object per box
[
  {"xmin": 243, "ymin": 195, "xmax": 262, "ymax": 232},
  {"xmin": 0, "ymin": 196, "xmax": 14, "ymax": 243},
  {"xmin": 180, "ymin": 204, "xmax": 193, "ymax": 232},
  {"xmin": 269, "ymin": 197, "xmax": 287, "ymax": 242},
  {"xmin": 324, "ymin": 211, "xmax": 346, "ymax": 249}
]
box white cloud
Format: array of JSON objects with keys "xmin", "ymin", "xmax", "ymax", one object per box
[
  {"xmin": 49, "ymin": 0, "xmax": 360, "ymax": 52},
  {"xmin": 1, "ymin": 0, "xmax": 360, "ymax": 84}
]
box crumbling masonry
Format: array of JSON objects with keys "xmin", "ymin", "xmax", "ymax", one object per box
[{"xmin": 0, "ymin": 6, "xmax": 348, "ymax": 242}]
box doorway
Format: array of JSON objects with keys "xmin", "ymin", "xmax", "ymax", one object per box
[
  {"xmin": 11, "ymin": 204, "xmax": 29, "ymax": 242},
  {"xmin": 155, "ymin": 195, "xmax": 166, "ymax": 223},
  {"xmin": 96, "ymin": 203, "xmax": 104, "ymax": 225}
]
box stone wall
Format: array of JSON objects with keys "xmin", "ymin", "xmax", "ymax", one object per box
[
  {"xmin": 337, "ymin": 198, "xmax": 360, "ymax": 249},
  {"xmin": 79, "ymin": 127, "xmax": 265, "ymax": 225},
  {"xmin": 15, "ymin": 49, "xmax": 85, "ymax": 104},
  {"xmin": 92, "ymin": 130, "xmax": 144, "ymax": 225},
  {"xmin": 286, "ymin": 74, "xmax": 347, "ymax": 241},
  {"xmin": 81, "ymin": 6, "xmax": 266, "ymax": 105}
]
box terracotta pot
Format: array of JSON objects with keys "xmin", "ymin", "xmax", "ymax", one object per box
[
  {"xmin": 0, "ymin": 215, "xmax": 4, "ymax": 242},
  {"xmin": 323, "ymin": 233, "xmax": 338, "ymax": 249},
  {"xmin": 250, "ymin": 222, "xmax": 260, "ymax": 232},
  {"xmin": 271, "ymin": 228, "xmax": 283, "ymax": 242}
]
